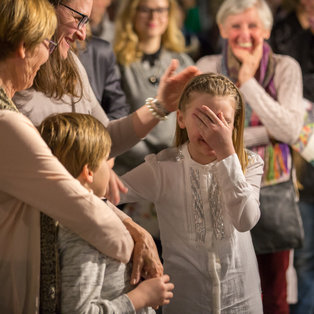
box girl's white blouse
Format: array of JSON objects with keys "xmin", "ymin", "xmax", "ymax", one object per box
[{"xmin": 121, "ymin": 143, "xmax": 264, "ymax": 313}]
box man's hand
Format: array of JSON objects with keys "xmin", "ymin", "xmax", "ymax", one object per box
[
  {"xmin": 157, "ymin": 59, "xmax": 200, "ymax": 113},
  {"xmin": 123, "ymin": 218, "xmax": 163, "ymax": 285}
]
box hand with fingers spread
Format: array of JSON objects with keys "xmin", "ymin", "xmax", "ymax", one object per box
[
  {"xmin": 194, "ymin": 105, "xmax": 235, "ymax": 161},
  {"xmin": 127, "ymin": 274, "xmax": 174, "ymax": 311},
  {"xmin": 157, "ymin": 59, "xmax": 200, "ymax": 113}
]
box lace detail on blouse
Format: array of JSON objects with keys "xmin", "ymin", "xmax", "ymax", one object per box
[
  {"xmin": 190, "ymin": 167, "xmax": 206, "ymax": 243},
  {"xmin": 207, "ymin": 172, "xmax": 225, "ymax": 240}
]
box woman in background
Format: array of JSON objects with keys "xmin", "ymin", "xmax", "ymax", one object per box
[
  {"xmin": 196, "ymin": 0, "xmax": 304, "ymax": 312},
  {"xmin": 114, "ymin": 0, "xmax": 194, "ymax": 252}
]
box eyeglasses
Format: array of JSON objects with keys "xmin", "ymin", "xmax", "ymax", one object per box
[
  {"xmin": 136, "ymin": 6, "xmax": 169, "ymax": 17},
  {"xmin": 60, "ymin": 2, "xmax": 89, "ymax": 30},
  {"xmin": 45, "ymin": 38, "xmax": 58, "ymax": 54}
]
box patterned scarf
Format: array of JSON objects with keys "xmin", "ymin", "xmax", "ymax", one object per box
[
  {"xmin": 221, "ymin": 41, "xmax": 291, "ymax": 186},
  {"xmin": 0, "ymin": 86, "xmax": 59, "ymax": 312},
  {"xmin": 0, "ymin": 87, "xmax": 19, "ymax": 112}
]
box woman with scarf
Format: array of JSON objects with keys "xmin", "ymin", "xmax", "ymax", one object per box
[
  {"xmin": 0, "ymin": 1, "xmax": 135, "ymax": 312},
  {"xmin": 196, "ymin": 0, "xmax": 304, "ymax": 313}
]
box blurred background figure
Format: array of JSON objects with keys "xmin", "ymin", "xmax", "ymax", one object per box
[
  {"xmin": 176, "ymin": 0, "xmax": 202, "ymax": 60},
  {"xmin": 76, "ymin": 0, "xmax": 129, "ymax": 121},
  {"xmin": 271, "ymin": 0, "xmax": 314, "ymax": 313},
  {"xmin": 77, "ymin": 25, "xmax": 130, "ymax": 121},
  {"xmin": 89, "ymin": 0, "xmax": 115, "ymax": 43},
  {"xmin": 113, "ymin": 0, "xmax": 194, "ymax": 257},
  {"xmin": 196, "ymin": 0, "xmax": 305, "ymax": 313}
]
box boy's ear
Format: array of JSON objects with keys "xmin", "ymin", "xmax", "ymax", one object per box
[
  {"xmin": 78, "ymin": 164, "xmax": 94, "ymax": 184},
  {"xmin": 177, "ymin": 109, "xmax": 186, "ymax": 129}
]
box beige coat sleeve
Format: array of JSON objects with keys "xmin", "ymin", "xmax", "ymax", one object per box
[{"xmin": 0, "ymin": 110, "xmax": 134, "ymax": 263}]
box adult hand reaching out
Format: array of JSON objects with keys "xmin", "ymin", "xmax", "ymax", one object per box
[{"xmin": 157, "ymin": 59, "xmax": 200, "ymax": 112}]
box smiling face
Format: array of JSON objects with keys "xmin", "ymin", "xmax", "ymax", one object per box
[
  {"xmin": 177, "ymin": 92, "xmax": 236, "ymax": 164},
  {"xmin": 219, "ymin": 6, "xmax": 270, "ymax": 53},
  {"xmin": 18, "ymin": 40, "xmax": 51, "ymax": 91},
  {"xmin": 134, "ymin": 0, "xmax": 169, "ymax": 42},
  {"xmin": 55, "ymin": 0, "xmax": 93, "ymax": 59}
]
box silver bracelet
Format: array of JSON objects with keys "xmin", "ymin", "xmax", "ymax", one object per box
[{"xmin": 145, "ymin": 97, "xmax": 169, "ymax": 121}]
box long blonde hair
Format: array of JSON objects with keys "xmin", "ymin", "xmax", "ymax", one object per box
[
  {"xmin": 114, "ymin": 0, "xmax": 185, "ymax": 65},
  {"xmin": 176, "ymin": 73, "xmax": 248, "ymax": 171}
]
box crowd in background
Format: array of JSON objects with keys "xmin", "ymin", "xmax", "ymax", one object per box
[
  {"xmin": 88, "ymin": 1, "xmax": 313, "ymax": 313},
  {"xmin": 0, "ymin": 0, "xmax": 313, "ymax": 313}
]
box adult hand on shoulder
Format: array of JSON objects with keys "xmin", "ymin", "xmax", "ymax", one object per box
[
  {"xmin": 194, "ymin": 106, "xmax": 235, "ymax": 160},
  {"xmin": 157, "ymin": 59, "xmax": 200, "ymax": 113},
  {"xmin": 233, "ymin": 40, "xmax": 263, "ymax": 86},
  {"xmin": 123, "ymin": 218, "xmax": 164, "ymax": 285}
]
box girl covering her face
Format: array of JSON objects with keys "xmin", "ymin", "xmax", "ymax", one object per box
[{"xmin": 119, "ymin": 73, "xmax": 264, "ymax": 313}]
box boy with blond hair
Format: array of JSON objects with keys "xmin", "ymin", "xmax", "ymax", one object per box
[{"xmin": 39, "ymin": 112, "xmax": 174, "ymax": 313}]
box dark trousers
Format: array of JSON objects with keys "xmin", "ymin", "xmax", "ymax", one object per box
[{"xmin": 257, "ymin": 250, "xmax": 290, "ymax": 314}]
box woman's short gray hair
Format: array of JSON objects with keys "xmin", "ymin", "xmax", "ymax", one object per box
[{"xmin": 216, "ymin": 0, "xmax": 273, "ymax": 31}]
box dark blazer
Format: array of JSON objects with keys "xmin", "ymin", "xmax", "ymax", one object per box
[{"xmin": 79, "ymin": 37, "xmax": 130, "ymax": 120}]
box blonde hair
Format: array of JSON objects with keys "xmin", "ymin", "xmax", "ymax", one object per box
[
  {"xmin": 39, "ymin": 113, "xmax": 111, "ymax": 178},
  {"xmin": 176, "ymin": 73, "xmax": 248, "ymax": 171},
  {"xmin": 114, "ymin": 0, "xmax": 185, "ymax": 65},
  {"xmin": 0, "ymin": 0, "xmax": 57, "ymax": 60},
  {"xmin": 32, "ymin": 0, "xmax": 83, "ymax": 102}
]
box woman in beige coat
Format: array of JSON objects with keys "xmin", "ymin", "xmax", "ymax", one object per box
[
  {"xmin": 0, "ymin": 0, "xmax": 196, "ymax": 312},
  {"xmin": 0, "ymin": 1, "xmax": 133, "ymax": 312}
]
